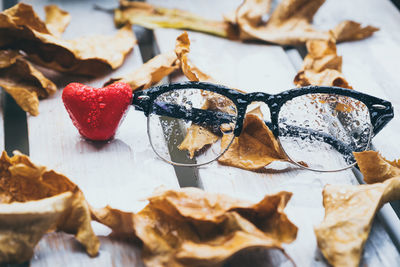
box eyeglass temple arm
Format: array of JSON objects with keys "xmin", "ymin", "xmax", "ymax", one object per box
[
  {"xmin": 150, "ymin": 101, "xmax": 356, "ymax": 156},
  {"xmin": 271, "ymin": 122, "xmax": 356, "ymax": 157},
  {"xmin": 151, "ymin": 101, "xmax": 234, "ymax": 126}
]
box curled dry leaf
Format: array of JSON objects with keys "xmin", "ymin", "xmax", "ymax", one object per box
[
  {"xmin": 92, "ymin": 187, "xmax": 297, "ymax": 267},
  {"xmin": 332, "ymin": 20, "xmax": 379, "ymax": 43},
  {"xmin": 175, "ymin": 31, "xmax": 222, "ymax": 157},
  {"xmin": 227, "ymin": 0, "xmax": 378, "ymax": 45},
  {"xmin": 218, "ymin": 114, "xmax": 287, "ymax": 171},
  {"xmin": 178, "ymin": 124, "xmax": 219, "ymax": 159},
  {"xmin": 294, "ymin": 39, "xmax": 353, "ymax": 89},
  {"xmin": 115, "ymin": 1, "xmax": 234, "ymax": 39},
  {"xmin": 354, "ymin": 151, "xmax": 400, "ymax": 184},
  {"xmin": 175, "ymin": 31, "xmax": 213, "ymax": 82},
  {"xmin": 294, "ymin": 69, "xmax": 351, "ymax": 88},
  {"xmin": 232, "ymin": 0, "xmax": 328, "ymax": 45},
  {"xmin": 104, "ymin": 51, "xmax": 179, "ymax": 91},
  {"xmin": 44, "ymin": 5, "xmax": 71, "ymax": 37},
  {"xmin": 0, "ymin": 3, "xmax": 135, "ymax": 76},
  {"xmin": 0, "ymin": 49, "xmax": 57, "ymax": 116},
  {"xmin": 0, "ymin": 151, "xmax": 99, "ymax": 263},
  {"xmin": 314, "ymin": 175, "xmax": 400, "ymax": 267}
]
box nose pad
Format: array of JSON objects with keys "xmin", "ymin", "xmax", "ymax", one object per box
[{"xmin": 245, "ymin": 101, "xmax": 273, "ymax": 129}]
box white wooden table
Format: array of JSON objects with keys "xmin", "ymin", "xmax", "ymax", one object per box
[{"xmin": 2, "ymin": 0, "xmax": 400, "ymax": 266}]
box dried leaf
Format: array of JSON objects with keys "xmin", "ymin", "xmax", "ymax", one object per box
[
  {"xmin": 91, "ymin": 205, "xmax": 135, "ymax": 237},
  {"xmin": 93, "ymin": 187, "xmax": 297, "ymax": 267},
  {"xmin": 0, "ymin": 151, "xmax": 99, "ymax": 263},
  {"xmin": 178, "ymin": 124, "xmax": 219, "ymax": 159},
  {"xmin": 174, "ymin": 31, "xmax": 222, "ymax": 158},
  {"xmin": 354, "ymin": 151, "xmax": 400, "ymax": 184},
  {"xmin": 314, "ymin": 176, "xmax": 400, "ymax": 267},
  {"xmin": 294, "ymin": 39, "xmax": 353, "ymax": 89},
  {"xmin": 0, "ymin": 49, "xmax": 57, "ymax": 116},
  {"xmin": 0, "ymin": 192, "xmax": 73, "ymax": 263},
  {"xmin": 294, "ymin": 69, "xmax": 352, "ymax": 88},
  {"xmin": 332, "ymin": 20, "xmax": 379, "ymax": 43},
  {"xmin": 232, "ymin": 0, "xmax": 327, "ymax": 45},
  {"xmin": 0, "ymin": 3, "xmax": 136, "ymax": 76},
  {"xmin": 115, "ymin": 1, "xmax": 234, "ymax": 39},
  {"xmin": 104, "ymin": 51, "xmax": 179, "ymax": 91},
  {"xmin": 228, "ymin": 0, "xmax": 379, "ymax": 45},
  {"xmin": 218, "ymin": 114, "xmax": 287, "ymax": 171},
  {"xmin": 301, "ymin": 39, "xmax": 342, "ymax": 72},
  {"xmin": 175, "ymin": 31, "xmax": 213, "ymax": 82},
  {"xmin": 44, "ymin": 5, "xmax": 71, "ymax": 37}
]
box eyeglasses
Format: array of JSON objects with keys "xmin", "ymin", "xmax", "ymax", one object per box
[{"xmin": 131, "ymin": 81, "xmax": 393, "ymax": 172}]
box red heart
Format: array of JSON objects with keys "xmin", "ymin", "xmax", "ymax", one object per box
[{"xmin": 62, "ymin": 82, "xmax": 132, "ymax": 141}]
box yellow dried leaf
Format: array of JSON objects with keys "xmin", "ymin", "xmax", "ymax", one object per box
[
  {"xmin": 0, "ymin": 50, "xmax": 57, "ymax": 116},
  {"xmin": 354, "ymin": 151, "xmax": 400, "ymax": 184},
  {"xmin": 175, "ymin": 31, "xmax": 213, "ymax": 82},
  {"xmin": 0, "ymin": 3, "xmax": 136, "ymax": 76},
  {"xmin": 294, "ymin": 39, "xmax": 352, "ymax": 89},
  {"xmin": 104, "ymin": 51, "xmax": 179, "ymax": 91},
  {"xmin": 228, "ymin": 0, "xmax": 378, "ymax": 45},
  {"xmin": 302, "ymin": 39, "xmax": 342, "ymax": 72},
  {"xmin": 91, "ymin": 205, "xmax": 135, "ymax": 237},
  {"xmin": 93, "ymin": 187, "xmax": 297, "ymax": 267},
  {"xmin": 0, "ymin": 151, "xmax": 99, "ymax": 263},
  {"xmin": 174, "ymin": 31, "xmax": 222, "ymax": 158},
  {"xmin": 332, "ymin": 20, "xmax": 379, "ymax": 43},
  {"xmin": 294, "ymin": 69, "xmax": 352, "ymax": 89},
  {"xmin": 178, "ymin": 124, "xmax": 219, "ymax": 159},
  {"xmin": 0, "ymin": 192, "xmax": 73, "ymax": 263},
  {"xmin": 115, "ymin": 1, "xmax": 234, "ymax": 39},
  {"xmin": 44, "ymin": 5, "xmax": 71, "ymax": 37},
  {"xmin": 230, "ymin": 0, "xmax": 328, "ymax": 45},
  {"xmin": 218, "ymin": 114, "xmax": 288, "ymax": 171},
  {"xmin": 315, "ymin": 176, "xmax": 400, "ymax": 267}
]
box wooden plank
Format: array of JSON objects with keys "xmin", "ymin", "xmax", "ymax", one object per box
[
  {"xmin": 150, "ymin": 0, "xmax": 400, "ymax": 265},
  {"xmin": 20, "ymin": 0, "xmax": 178, "ymax": 265}
]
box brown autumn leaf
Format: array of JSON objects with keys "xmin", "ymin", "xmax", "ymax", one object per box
[
  {"xmin": 218, "ymin": 114, "xmax": 287, "ymax": 171},
  {"xmin": 294, "ymin": 39, "xmax": 353, "ymax": 89},
  {"xmin": 174, "ymin": 31, "xmax": 222, "ymax": 158},
  {"xmin": 354, "ymin": 151, "xmax": 400, "ymax": 184},
  {"xmin": 227, "ymin": 0, "xmax": 378, "ymax": 45},
  {"xmin": 44, "ymin": 5, "xmax": 71, "ymax": 37},
  {"xmin": 92, "ymin": 187, "xmax": 297, "ymax": 267},
  {"xmin": 0, "ymin": 3, "xmax": 136, "ymax": 76},
  {"xmin": 178, "ymin": 124, "xmax": 219, "ymax": 159},
  {"xmin": 333, "ymin": 20, "xmax": 379, "ymax": 43},
  {"xmin": 104, "ymin": 50, "xmax": 179, "ymax": 91},
  {"xmin": 0, "ymin": 49, "xmax": 57, "ymax": 116},
  {"xmin": 115, "ymin": 0, "xmax": 235, "ymax": 39},
  {"xmin": 314, "ymin": 175, "xmax": 400, "ymax": 267},
  {"xmin": 0, "ymin": 151, "xmax": 99, "ymax": 263},
  {"xmin": 175, "ymin": 31, "xmax": 213, "ymax": 82}
]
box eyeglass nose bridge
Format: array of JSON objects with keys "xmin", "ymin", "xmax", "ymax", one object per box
[{"xmin": 234, "ymin": 92, "xmax": 282, "ymax": 137}]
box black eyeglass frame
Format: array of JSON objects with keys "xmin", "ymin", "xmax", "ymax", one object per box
[{"xmin": 132, "ymin": 81, "xmax": 393, "ymax": 139}]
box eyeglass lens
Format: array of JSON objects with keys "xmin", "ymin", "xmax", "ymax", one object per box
[
  {"xmin": 147, "ymin": 88, "xmax": 238, "ymax": 166},
  {"xmin": 278, "ymin": 93, "xmax": 372, "ymax": 171}
]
